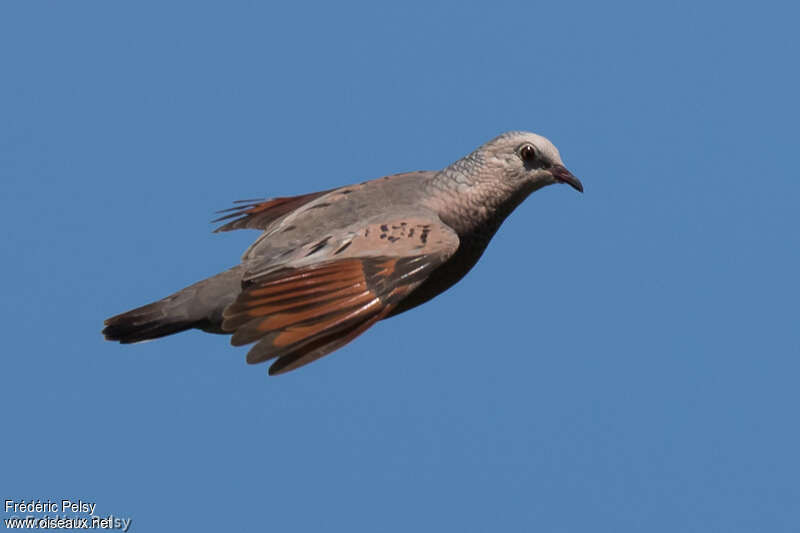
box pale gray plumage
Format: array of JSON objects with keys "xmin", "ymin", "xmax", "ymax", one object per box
[{"xmin": 103, "ymin": 131, "xmax": 582, "ymax": 375}]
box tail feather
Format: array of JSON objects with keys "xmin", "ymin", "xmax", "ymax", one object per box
[
  {"xmin": 103, "ymin": 266, "xmax": 243, "ymax": 344},
  {"xmin": 103, "ymin": 302, "xmax": 198, "ymax": 343}
]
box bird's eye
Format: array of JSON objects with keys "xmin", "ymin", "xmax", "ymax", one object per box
[{"xmin": 519, "ymin": 144, "xmax": 537, "ymax": 164}]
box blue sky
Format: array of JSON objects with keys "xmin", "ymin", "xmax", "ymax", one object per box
[{"xmin": 2, "ymin": 1, "xmax": 798, "ymax": 531}]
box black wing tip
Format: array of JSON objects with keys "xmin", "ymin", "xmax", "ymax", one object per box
[
  {"xmin": 211, "ymin": 199, "xmax": 269, "ymax": 232},
  {"xmin": 213, "ymin": 198, "xmax": 267, "ymax": 215}
]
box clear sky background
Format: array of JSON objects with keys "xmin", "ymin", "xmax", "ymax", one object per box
[{"xmin": 2, "ymin": 1, "xmax": 798, "ymax": 531}]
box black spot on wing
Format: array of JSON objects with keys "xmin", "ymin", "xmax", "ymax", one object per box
[
  {"xmin": 420, "ymin": 227, "xmax": 430, "ymax": 244},
  {"xmin": 305, "ymin": 236, "xmax": 332, "ymax": 257},
  {"xmin": 333, "ymin": 241, "xmax": 352, "ymax": 255}
]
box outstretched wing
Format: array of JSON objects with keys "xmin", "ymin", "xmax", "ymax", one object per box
[
  {"xmin": 221, "ymin": 214, "xmax": 460, "ymax": 375},
  {"xmin": 211, "ymin": 171, "xmax": 432, "ymax": 234},
  {"xmin": 212, "ymin": 189, "xmax": 334, "ymax": 233}
]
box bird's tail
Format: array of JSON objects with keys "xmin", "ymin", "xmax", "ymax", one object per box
[
  {"xmin": 102, "ymin": 302, "xmax": 202, "ymax": 343},
  {"xmin": 102, "ymin": 266, "xmax": 242, "ymax": 344}
]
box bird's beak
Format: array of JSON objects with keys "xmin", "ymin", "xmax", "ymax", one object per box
[{"xmin": 551, "ymin": 164, "xmax": 583, "ymax": 193}]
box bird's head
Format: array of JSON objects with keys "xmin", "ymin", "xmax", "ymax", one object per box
[{"xmin": 479, "ymin": 131, "xmax": 583, "ymax": 193}]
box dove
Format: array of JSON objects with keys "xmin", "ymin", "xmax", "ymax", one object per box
[{"xmin": 103, "ymin": 131, "xmax": 583, "ymax": 375}]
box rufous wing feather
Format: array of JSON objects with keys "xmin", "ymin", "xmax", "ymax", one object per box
[
  {"xmin": 213, "ymin": 189, "xmax": 333, "ymax": 233},
  {"xmin": 222, "ymin": 255, "xmax": 445, "ymax": 374}
]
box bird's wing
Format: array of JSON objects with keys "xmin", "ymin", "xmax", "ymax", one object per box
[
  {"xmin": 211, "ymin": 171, "xmax": 432, "ymax": 234},
  {"xmin": 212, "ymin": 189, "xmax": 335, "ymax": 233},
  {"xmin": 221, "ymin": 212, "xmax": 460, "ymax": 375}
]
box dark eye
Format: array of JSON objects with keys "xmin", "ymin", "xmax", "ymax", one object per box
[{"xmin": 519, "ymin": 143, "xmax": 537, "ymax": 164}]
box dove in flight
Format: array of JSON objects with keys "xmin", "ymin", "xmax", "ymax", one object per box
[{"xmin": 103, "ymin": 131, "xmax": 583, "ymax": 375}]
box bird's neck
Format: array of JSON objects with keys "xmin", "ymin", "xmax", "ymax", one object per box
[{"xmin": 422, "ymin": 156, "xmax": 541, "ymax": 238}]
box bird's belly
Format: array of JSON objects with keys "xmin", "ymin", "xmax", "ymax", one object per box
[{"xmin": 386, "ymin": 236, "xmax": 490, "ymax": 317}]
